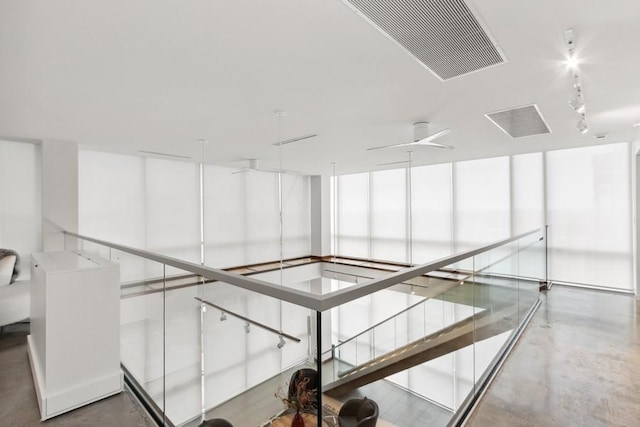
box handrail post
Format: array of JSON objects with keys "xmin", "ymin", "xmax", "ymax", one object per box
[
  {"xmin": 540, "ymin": 225, "xmax": 552, "ymax": 290},
  {"xmin": 316, "ymin": 311, "xmax": 322, "ymax": 427}
]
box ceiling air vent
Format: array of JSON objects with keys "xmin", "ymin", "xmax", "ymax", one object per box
[
  {"xmin": 485, "ymin": 104, "xmax": 551, "ymax": 139},
  {"xmin": 344, "ymin": 0, "xmax": 506, "ymax": 80}
]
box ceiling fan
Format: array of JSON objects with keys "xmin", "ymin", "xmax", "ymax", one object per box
[
  {"xmin": 231, "ymin": 159, "xmax": 303, "ymax": 175},
  {"xmin": 367, "ymin": 122, "xmax": 453, "ymax": 151}
]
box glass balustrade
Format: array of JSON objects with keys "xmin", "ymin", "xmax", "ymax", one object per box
[{"xmin": 66, "ymin": 228, "xmax": 544, "ymax": 427}]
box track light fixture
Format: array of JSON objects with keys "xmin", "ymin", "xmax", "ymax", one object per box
[
  {"xmin": 565, "ymin": 28, "xmax": 589, "ymax": 134},
  {"xmin": 220, "ymin": 311, "xmax": 227, "ymax": 321},
  {"xmin": 244, "ymin": 322, "xmax": 250, "ymax": 334},
  {"xmin": 277, "ymin": 335, "xmax": 286, "ymax": 349},
  {"xmin": 577, "ymin": 115, "xmax": 588, "ymax": 134},
  {"xmin": 568, "ymin": 93, "xmax": 585, "ymax": 114}
]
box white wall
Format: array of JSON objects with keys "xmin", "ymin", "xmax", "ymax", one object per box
[
  {"xmin": 0, "ymin": 139, "xmax": 42, "ymax": 277},
  {"xmin": 42, "ymin": 140, "xmax": 78, "ymax": 251}
]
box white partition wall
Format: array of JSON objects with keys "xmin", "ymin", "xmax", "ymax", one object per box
[{"xmin": 546, "ymin": 143, "xmax": 633, "ymax": 290}]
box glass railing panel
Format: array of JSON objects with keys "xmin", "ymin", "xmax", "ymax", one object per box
[
  {"xmin": 322, "ymin": 230, "xmax": 544, "ymax": 426},
  {"xmin": 198, "ymin": 281, "xmax": 319, "ymax": 427},
  {"xmin": 75, "ymin": 239, "xmax": 111, "ymax": 260},
  {"xmin": 117, "ymin": 255, "xmax": 167, "ymax": 423},
  {"xmin": 68, "ymin": 227, "xmax": 544, "ymax": 427},
  {"xmin": 471, "ymin": 240, "xmax": 519, "ymax": 391},
  {"xmin": 111, "ymin": 248, "xmax": 159, "ymax": 287},
  {"xmin": 372, "ymin": 317, "xmax": 394, "ymax": 360},
  {"xmin": 163, "ymin": 266, "xmax": 204, "ymax": 426},
  {"xmin": 438, "ymin": 273, "xmax": 475, "ymax": 413},
  {"xmin": 517, "ymin": 230, "xmax": 545, "ymax": 321}
]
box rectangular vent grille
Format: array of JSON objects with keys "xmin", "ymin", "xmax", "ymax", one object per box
[
  {"xmin": 485, "ymin": 105, "xmax": 551, "ymax": 139},
  {"xmin": 345, "ymin": 0, "xmax": 505, "ymax": 80}
]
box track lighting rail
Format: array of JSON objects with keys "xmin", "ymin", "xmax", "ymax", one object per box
[{"xmin": 194, "ymin": 297, "xmax": 301, "ymax": 343}]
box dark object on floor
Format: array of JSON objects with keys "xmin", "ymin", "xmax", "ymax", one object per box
[
  {"xmin": 338, "ymin": 397, "xmax": 378, "ymax": 427},
  {"xmin": 199, "ymin": 419, "xmax": 233, "ymax": 427},
  {"xmin": 288, "ymin": 368, "xmax": 318, "ymax": 410}
]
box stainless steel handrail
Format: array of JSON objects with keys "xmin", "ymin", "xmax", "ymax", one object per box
[
  {"xmin": 63, "ymin": 230, "xmax": 324, "ymax": 310},
  {"xmin": 318, "ymin": 228, "xmax": 543, "ymax": 311},
  {"xmin": 330, "ymin": 296, "xmax": 430, "ymax": 351},
  {"xmin": 326, "ymin": 230, "xmax": 545, "ymax": 353},
  {"xmin": 194, "ymin": 297, "xmax": 301, "ymax": 343},
  {"xmin": 64, "ymin": 228, "xmax": 543, "ymax": 312}
]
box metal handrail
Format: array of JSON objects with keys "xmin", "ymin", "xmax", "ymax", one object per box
[
  {"xmin": 329, "ymin": 296, "xmax": 430, "ymax": 352},
  {"xmin": 64, "ymin": 228, "xmax": 543, "ymax": 312},
  {"xmin": 194, "ymin": 297, "xmax": 301, "ymax": 343},
  {"xmin": 63, "ymin": 230, "xmax": 325, "ymax": 310},
  {"xmin": 324, "ymin": 230, "xmax": 545, "ymax": 354},
  {"xmin": 318, "ymin": 228, "xmax": 543, "ymax": 311}
]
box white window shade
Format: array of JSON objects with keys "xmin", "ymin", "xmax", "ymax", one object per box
[
  {"xmin": 203, "ymin": 166, "xmax": 247, "ymax": 268},
  {"xmin": 454, "ymin": 157, "xmax": 510, "ymax": 252},
  {"xmin": 79, "ymin": 150, "xmax": 148, "ymax": 282},
  {"xmin": 204, "ymin": 168, "xmax": 282, "ymax": 267},
  {"xmin": 337, "ymin": 173, "xmax": 369, "ymax": 259},
  {"xmin": 546, "ymin": 143, "xmax": 632, "ymax": 290},
  {"xmin": 145, "ymin": 158, "xmax": 201, "ymax": 266},
  {"xmin": 371, "ymin": 169, "xmax": 407, "ymax": 263},
  {"xmin": 79, "ymin": 150, "xmax": 145, "ymax": 248},
  {"xmin": 281, "ymin": 174, "xmax": 311, "ymax": 259},
  {"xmin": 244, "ymin": 171, "xmax": 280, "ymax": 264},
  {"xmin": 512, "ymin": 153, "xmax": 544, "ymax": 235},
  {"xmin": 411, "ymin": 163, "xmax": 453, "ymax": 264}
]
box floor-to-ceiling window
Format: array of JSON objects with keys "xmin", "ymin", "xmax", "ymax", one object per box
[
  {"xmin": 454, "ymin": 156, "xmax": 510, "ymax": 253},
  {"xmin": 546, "ymin": 143, "xmax": 633, "ymax": 290},
  {"xmin": 334, "ymin": 143, "xmax": 634, "ymax": 291},
  {"xmin": 411, "ymin": 163, "xmax": 453, "ymax": 264},
  {"xmin": 337, "ymin": 172, "xmax": 369, "ymax": 259}
]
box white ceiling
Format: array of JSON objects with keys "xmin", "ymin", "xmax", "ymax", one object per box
[{"xmin": 1, "ymin": 0, "xmax": 639, "ymax": 175}]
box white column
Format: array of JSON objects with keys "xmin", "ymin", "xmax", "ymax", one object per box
[
  {"xmin": 310, "ymin": 174, "xmax": 332, "ymax": 256},
  {"xmin": 635, "ymin": 151, "xmax": 640, "ymax": 296},
  {"xmin": 42, "ymin": 139, "xmax": 78, "ymax": 251}
]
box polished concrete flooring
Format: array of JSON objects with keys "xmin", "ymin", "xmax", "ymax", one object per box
[
  {"xmin": 1, "ymin": 284, "xmax": 638, "ymax": 426},
  {"xmin": 0, "ymin": 325, "xmax": 154, "ymax": 427},
  {"xmin": 468, "ymin": 285, "xmax": 640, "ymax": 427}
]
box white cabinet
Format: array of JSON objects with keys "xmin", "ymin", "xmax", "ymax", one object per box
[{"xmin": 27, "ymin": 250, "xmax": 122, "ymax": 420}]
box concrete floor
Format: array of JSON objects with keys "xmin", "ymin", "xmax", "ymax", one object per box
[
  {"xmin": 2, "ymin": 284, "xmax": 638, "ymax": 427},
  {"xmin": 0, "ymin": 326, "xmax": 154, "ymax": 427},
  {"xmin": 467, "ymin": 285, "xmax": 640, "ymax": 427}
]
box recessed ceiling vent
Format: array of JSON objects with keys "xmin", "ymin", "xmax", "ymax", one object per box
[
  {"xmin": 485, "ymin": 104, "xmax": 551, "ymax": 139},
  {"xmin": 344, "ymin": 0, "xmax": 506, "ymax": 80}
]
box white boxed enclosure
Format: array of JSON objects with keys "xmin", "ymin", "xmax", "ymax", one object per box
[{"xmin": 27, "ymin": 250, "xmax": 122, "ymax": 420}]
